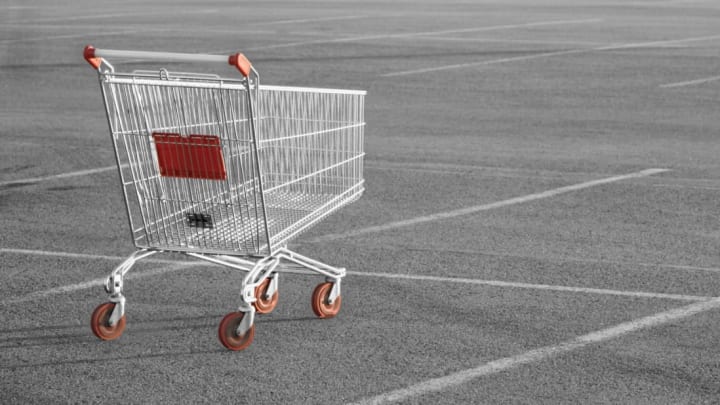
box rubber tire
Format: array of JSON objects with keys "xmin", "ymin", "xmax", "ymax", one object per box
[
  {"xmin": 90, "ymin": 302, "xmax": 126, "ymax": 341},
  {"xmin": 311, "ymin": 282, "xmax": 342, "ymax": 319},
  {"xmin": 253, "ymin": 278, "xmax": 279, "ymax": 314},
  {"xmin": 218, "ymin": 312, "xmax": 255, "ymax": 351}
]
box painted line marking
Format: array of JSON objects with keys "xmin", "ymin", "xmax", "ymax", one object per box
[
  {"xmin": 423, "ymin": 36, "xmax": 608, "ymax": 46},
  {"xmin": 0, "ymin": 29, "xmax": 175, "ymax": 44},
  {"xmin": 259, "ymin": 15, "xmax": 367, "ymax": 25},
  {"xmin": 0, "ymin": 28, "xmax": 275, "ymax": 44},
  {"xmin": 242, "ymin": 18, "xmax": 602, "ymax": 51},
  {"xmin": 397, "ymin": 246, "xmax": 720, "ymax": 275},
  {"xmin": 652, "ymin": 183, "xmax": 720, "ymax": 191},
  {"xmin": 0, "ymin": 15, "xmax": 365, "ymax": 30},
  {"xmin": 660, "ymin": 75, "xmax": 720, "ymax": 88},
  {"xmin": 593, "ymin": 34, "xmax": 720, "ymax": 51},
  {"xmin": 384, "ymin": 35, "xmax": 720, "ymax": 77},
  {"xmin": 384, "ymin": 48, "xmax": 587, "ymax": 77},
  {"xmin": 6, "ymin": 9, "xmax": 220, "ymax": 24},
  {"xmin": 0, "ymin": 165, "xmax": 118, "ymax": 188},
  {"xmin": 350, "ymin": 271, "xmax": 710, "ymax": 302},
  {"xmin": 383, "ymin": 18, "xmax": 603, "ymax": 37},
  {"xmin": 349, "ymin": 296, "xmax": 720, "ymax": 405},
  {"xmin": 424, "ymin": 35, "xmax": 690, "ymax": 49},
  {"xmin": 366, "ymin": 161, "xmax": 596, "ymax": 179},
  {"xmin": 0, "ymin": 246, "xmax": 708, "ymax": 304},
  {"xmin": 3, "ymin": 159, "xmax": 578, "ymax": 189},
  {"xmin": 0, "ymin": 159, "xmax": 639, "ymax": 191},
  {"xmin": 0, "ymin": 248, "xmax": 168, "ymax": 264},
  {"xmin": 308, "ymin": 168, "xmax": 670, "ymax": 243},
  {"xmin": 0, "ymin": 262, "xmax": 196, "ymax": 305}
]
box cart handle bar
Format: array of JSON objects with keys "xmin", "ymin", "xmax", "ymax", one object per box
[{"xmin": 83, "ymin": 45, "xmax": 252, "ymax": 77}]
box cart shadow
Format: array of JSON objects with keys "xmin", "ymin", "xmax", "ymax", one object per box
[
  {"xmin": 0, "ymin": 313, "xmax": 323, "ymax": 352},
  {"xmin": 0, "ymin": 313, "xmax": 328, "ymax": 370},
  {"xmin": 0, "ymin": 348, "xmax": 229, "ymax": 370}
]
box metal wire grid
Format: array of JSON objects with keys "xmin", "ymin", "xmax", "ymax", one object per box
[
  {"xmin": 257, "ymin": 86, "xmax": 365, "ymax": 247},
  {"xmin": 101, "ymin": 73, "xmax": 268, "ymax": 254},
  {"xmin": 99, "ymin": 71, "xmax": 364, "ymax": 256}
]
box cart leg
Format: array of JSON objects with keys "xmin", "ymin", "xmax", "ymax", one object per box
[
  {"xmin": 326, "ymin": 277, "xmax": 341, "ymax": 305},
  {"xmin": 275, "ymin": 247, "xmax": 347, "ymax": 280},
  {"xmin": 218, "ymin": 256, "xmax": 283, "ymax": 350},
  {"xmin": 274, "ymin": 247, "xmax": 346, "ymax": 318},
  {"xmin": 105, "ymin": 263, "xmax": 127, "ymax": 327},
  {"xmin": 91, "ymin": 249, "xmax": 157, "ymax": 341},
  {"xmin": 242, "ymin": 256, "xmax": 281, "ymax": 313},
  {"xmin": 105, "ymin": 249, "xmax": 157, "ymax": 320},
  {"xmin": 254, "ymin": 272, "xmax": 280, "ymax": 314},
  {"xmin": 236, "ymin": 304, "xmax": 255, "ymax": 337},
  {"xmin": 265, "ymin": 273, "xmax": 279, "ymax": 299}
]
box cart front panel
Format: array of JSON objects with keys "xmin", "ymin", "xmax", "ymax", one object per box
[
  {"xmin": 100, "ymin": 73, "xmax": 270, "ymax": 255},
  {"xmin": 97, "ymin": 71, "xmax": 365, "ymax": 256},
  {"xmin": 257, "ymin": 85, "xmax": 365, "ymax": 247}
]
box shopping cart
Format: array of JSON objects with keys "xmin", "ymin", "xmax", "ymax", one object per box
[{"xmin": 83, "ymin": 45, "xmax": 365, "ymax": 351}]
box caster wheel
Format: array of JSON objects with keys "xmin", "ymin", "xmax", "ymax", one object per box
[
  {"xmin": 253, "ymin": 278, "xmax": 278, "ymax": 314},
  {"xmin": 90, "ymin": 302, "xmax": 126, "ymax": 341},
  {"xmin": 218, "ymin": 312, "xmax": 255, "ymax": 351},
  {"xmin": 311, "ymin": 282, "xmax": 341, "ymax": 319}
]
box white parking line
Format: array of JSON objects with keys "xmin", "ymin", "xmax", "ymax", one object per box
[
  {"xmin": 308, "ymin": 168, "xmax": 669, "ymax": 243},
  {"xmin": 2, "ymin": 159, "xmax": 565, "ymax": 189},
  {"xmin": 349, "ymin": 296, "xmax": 720, "ymax": 405},
  {"xmin": 383, "ymin": 48, "xmax": 587, "ymax": 77},
  {"xmin": 0, "ymin": 262, "xmax": 196, "ymax": 305},
  {"xmin": 0, "ymin": 29, "xmax": 175, "ymax": 45},
  {"xmin": 0, "ymin": 165, "xmax": 118, "ymax": 188},
  {"xmin": 660, "ymin": 75, "xmax": 720, "ymax": 88},
  {"xmin": 407, "ymin": 246, "xmax": 720, "ymax": 274},
  {"xmin": 6, "ymin": 9, "xmax": 219, "ymax": 24},
  {"xmin": 384, "ymin": 35, "xmax": 720, "ymax": 77},
  {"xmin": 594, "ymin": 34, "xmax": 720, "ymax": 51},
  {"xmin": 245, "ymin": 18, "xmax": 602, "ymax": 51},
  {"xmin": 0, "ymin": 245, "xmax": 707, "ymax": 304},
  {"xmin": 422, "ymin": 37, "xmax": 608, "ymax": 46},
  {"xmin": 351, "ymin": 271, "xmax": 710, "ymax": 302},
  {"xmin": 260, "ymin": 15, "xmax": 367, "ymax": 25}
]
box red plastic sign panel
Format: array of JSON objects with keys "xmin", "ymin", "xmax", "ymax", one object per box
[{"xmin": 153, "ymin": 132, "xmax": 227, "ymax": 180}]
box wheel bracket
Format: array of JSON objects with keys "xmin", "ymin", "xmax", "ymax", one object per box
[{"xmin": 236, "ymin": 308, "xmax": 255, "ymax": 337}]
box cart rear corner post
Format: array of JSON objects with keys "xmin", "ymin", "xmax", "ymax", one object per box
[{"xmin": 83, "ymin": 45, "xmax": 366, "ymax": 351}]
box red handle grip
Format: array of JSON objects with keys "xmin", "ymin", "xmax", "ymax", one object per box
[
  {"xmin": 83, "ymin": 44, "xmax": 253, "ymax": 77},
  {"xmin": 228, "ymin": 53, "xmax": 252, "ymax": 77},
  {"xmin": 84, "ymin": 45, "xmax": 103, "ymax": 69}
]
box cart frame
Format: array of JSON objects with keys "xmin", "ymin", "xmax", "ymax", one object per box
[{"xmin": 84, "ymin": 45, "xmax": 364, "ymax": 350}]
